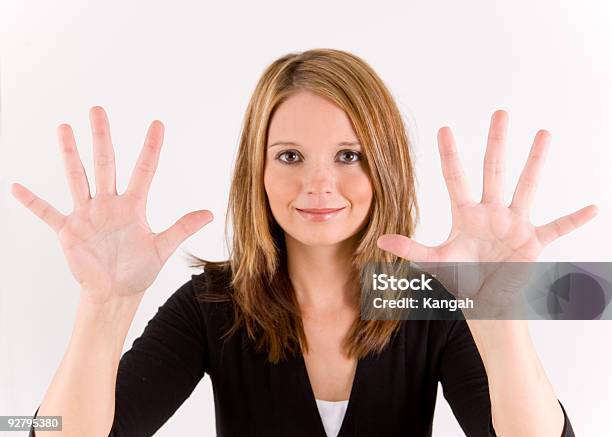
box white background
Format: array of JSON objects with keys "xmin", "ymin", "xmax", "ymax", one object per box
[{"xmin": 1, "ymin": 0, "xmax": 611, "ymax": 435}]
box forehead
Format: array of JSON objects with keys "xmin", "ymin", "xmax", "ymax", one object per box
[{"xmin": 267, "ymin": 90, "xmax": 358, "ymax": 143}]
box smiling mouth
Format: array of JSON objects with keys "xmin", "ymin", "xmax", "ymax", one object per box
[{"xmin": 295, "ymin": 207, "xmax": 346, "ymax": 214}]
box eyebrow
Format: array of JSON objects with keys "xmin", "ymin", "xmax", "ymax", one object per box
[{"xmin": 266, "ymin": 141, "xmax": 361, "ymax": 149}]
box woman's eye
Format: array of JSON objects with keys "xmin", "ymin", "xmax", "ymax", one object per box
[
  {"xmin": 275, "ymin": 149, "xmax": 362, "ymax": 165},
  {"xmin": 276, "ymin": 150, "xmax": 302, "ymax": 164},
  {"xmin": 338, "ymin": 150, "xmax": 362, "ymax": 164}
]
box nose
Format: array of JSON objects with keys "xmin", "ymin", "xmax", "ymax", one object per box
[{"xmin": 303, "ymin": 162, "xmax": 335, "ymax": 195}]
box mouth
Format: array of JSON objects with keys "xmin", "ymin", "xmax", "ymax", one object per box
[
  {"xmin": 294, "ymin": 206, "xmax": 347, "ymax": 222},
  {"xmin": 296, "ymin": 207, "xmax": 346, "ymax": 214}
]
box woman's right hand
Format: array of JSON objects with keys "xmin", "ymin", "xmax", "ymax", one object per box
[{"xmin": 10, "ymin": 106, "xmax": 214, "ymax": 305}]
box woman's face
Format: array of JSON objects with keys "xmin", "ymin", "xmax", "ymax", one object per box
[{"xmin": 264, "ymin": 90, "xmax": 373, "ymax": 247}]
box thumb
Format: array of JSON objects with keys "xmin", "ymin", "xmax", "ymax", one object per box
[
  {"xmin": 377, "ymin": 234, "xmax": 449, "ymax": 293},
  {"xmin": 377, "ymin": 234, "xmax": 435, "ymax": 263},
  {"xmin": 154, "ymin": 210, "xmax": 213, "ymax": 264}
]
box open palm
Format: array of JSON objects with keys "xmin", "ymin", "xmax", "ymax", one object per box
[
  {"xmin": 11, "ymin": 106, "xmax": 214, "ymax": 304},
  {"xmin": 377, "ymin": 110, "xmax": 598, "ymax": 315}
]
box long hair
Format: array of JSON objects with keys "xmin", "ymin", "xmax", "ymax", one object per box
[{"xmin": 185, "ymin": 48, "xmax": 420, "ymax": 364}]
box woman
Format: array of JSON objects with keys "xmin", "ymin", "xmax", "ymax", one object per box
[{"xmin": 13, "ymin": 49, "xmax": 593, "ymax": 436}]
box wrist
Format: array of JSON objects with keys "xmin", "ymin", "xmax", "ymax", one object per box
[
  {"xmin": 77, "ymin": 288, "xmax": 144, "ymax": 325},
  {"xmin": 466, "ymin": 320, "xmax": 532, "ymax": 367},
  {"xmin": 71, "ymin": 290, "xmax": 145, "ymax": 359}
]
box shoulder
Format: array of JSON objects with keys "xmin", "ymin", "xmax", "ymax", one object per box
[
  {"xmin": 186, "ymin": 264, "xmax": 237, "ymax": 333},
  {"xmin": 189, "ymin": 262, "xmax": 235, "ymax": 315},
  {"xmin": 397, "ymin": 318, "xmax": 472, "ymax": 352},
  {"xmin": 190, "ymin": 262, "xmax": 234, "ymax": 299},
  {"xmin": 148, "ymin": 263, "xmax": 236, "ymax": 337}
]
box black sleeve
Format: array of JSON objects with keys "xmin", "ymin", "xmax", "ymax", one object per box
[
  {"xmin": 109, "ymin": 277, "xmax": 209, "ymax": 436},
  {"xmin": 28, "ymin": 407, "xmax": 40, "ymax": 436},
  {"xmin": 29, "ymin": 276, "xmax": 209, "ymax": 437},
  {"xmin": 438, "ymin": 319, "xmax": 575, "ymax": 437}
]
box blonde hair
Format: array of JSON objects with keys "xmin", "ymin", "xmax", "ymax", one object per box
[{"xmin": 186, "ymin": 48, "xmax": 419, "ymax": 363}]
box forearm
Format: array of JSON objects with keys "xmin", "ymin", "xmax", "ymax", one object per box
[
  {"xmin": 35, "ymin": 290, "xmax": 144, "ymax": 437},
  {"xmin": 466, "ymin": 320, "xmax": 565, "ymax": 437}
]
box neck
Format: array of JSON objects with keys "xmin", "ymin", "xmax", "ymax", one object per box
[{"xmin": 285, "ymin": 233, "xmax": 360, "ymax": 315}]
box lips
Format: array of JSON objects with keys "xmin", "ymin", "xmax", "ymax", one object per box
[
  {"xmin": 296, "ymin": 207, "xmax": 346, "ymax": 214},
  {"xmin": 294, "ymin": 206, "xmax": 347, "ymax": 222}
]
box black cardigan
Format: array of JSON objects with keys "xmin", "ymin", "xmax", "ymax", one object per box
[{"xmin": 30, "ymin": 270, "xmax": 575, "ymax": 436}]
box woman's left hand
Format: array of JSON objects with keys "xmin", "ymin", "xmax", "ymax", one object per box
[{"xmin": 376, "ymin": 110, "xmax": 598, "ymax": 317}]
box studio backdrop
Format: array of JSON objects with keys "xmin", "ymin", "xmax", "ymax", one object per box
[{"xmin": 1, "ymin": 1, "xmax": 610, "ymax": 436}]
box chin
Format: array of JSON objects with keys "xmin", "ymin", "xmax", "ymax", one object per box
[{"xmin": 286, "ymin": 227, "xmax": 361, "ymax": 248}]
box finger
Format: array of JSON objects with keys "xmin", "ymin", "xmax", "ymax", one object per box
[
  {"xmin": 89, "ymin": 106, "xmax": 117, "ymax": 195},
  {"xmin": 377, "ymin": 234, "xmax": 439, "ymax": 264},
  {"xmin": 437, "ymin": 127, "xmax": 472, "ymax": 209},
  {"xmin": 509, "ymin": 130, "xmax": 550, "ymax": 216},
  {"xmin": 10, "ymin": 182, "xmax": 67, "ymax": 232},
  {"xmin": 481, "ymin": 110, "xmax": 508, "ymax": 204},
  {"xmin": 125, "ymin": 120, "xmax": 164, "ymax": 204},
  {"xmin": 154, "ymin": 210, "xmax": 214, "ymax": 264},
  {"xmin": 535, "ymin": 204, "xmax": 599, "ymax": 246},
  {"xmin": 57, "ymin": 123, "xmax": 91, "ymax": 208}
]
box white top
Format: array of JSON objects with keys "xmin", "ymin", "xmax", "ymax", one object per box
[{"xmin": 315, "ymin": 398, "xmax": 349, "ymax": 437}]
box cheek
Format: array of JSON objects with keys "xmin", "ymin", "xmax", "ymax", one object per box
[
  {"xmin": 343, "ymin": 171, "xmax": 373, "ymax": 209},
  {"xmin": 264, "ymin": 165, "xmax": 297, "ymax": 208}
]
